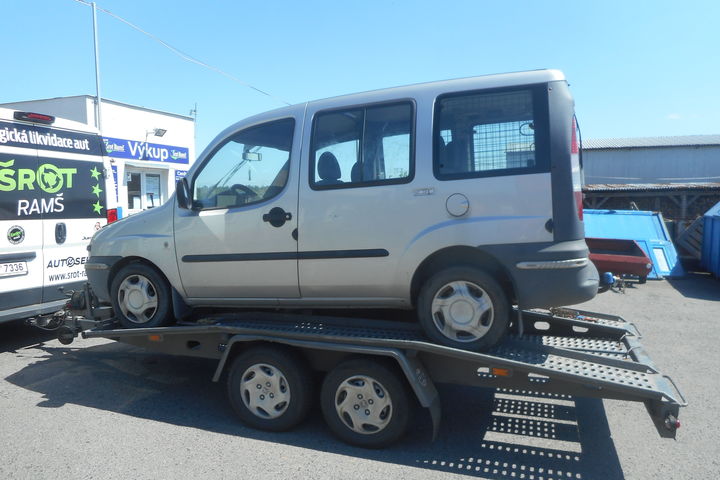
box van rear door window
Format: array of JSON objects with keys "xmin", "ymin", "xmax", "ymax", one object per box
[{"xmin": 434, "ymin": 88, "xmax": 548, "ymax": 180}]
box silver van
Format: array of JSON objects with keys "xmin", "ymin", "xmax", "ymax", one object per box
[{"xmin": 85, "ymin": 69, "xmax": 598, "ymax": 351}]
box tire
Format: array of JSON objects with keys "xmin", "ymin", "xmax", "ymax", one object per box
[
  {"xmin": 417, "ymin": 266, "xmax": 510, "ymax": 351},
  {"xmin": 227, "ymin": 346, "xmax": 313, "ymax": 432},
  {"xmin": 638, "ymin": 276, "xmax": 647, "ymax": 284},
  {"xmin": 321, "ymin": 359, "xmax": 409, "ymax": 448},
  {"xmin": 110, "ymin": 263, "xmax": 173, "ymax": 329}
]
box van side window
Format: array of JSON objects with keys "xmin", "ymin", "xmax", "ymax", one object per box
[
  {"xmin": 310, "ymin": 102, "xmax": 413, "ymax": 189},
  {"xmin": 434, "ymin": 89, "xmax": 543, "ymax": 180},
  {"xmin": 192, "ymin": 118, "xmax": 294, "ymax": 209}
]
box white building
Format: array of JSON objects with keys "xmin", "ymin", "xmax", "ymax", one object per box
[{"xmin": 1, "ymin": 96, "xmax": 195, "ymax": 218}]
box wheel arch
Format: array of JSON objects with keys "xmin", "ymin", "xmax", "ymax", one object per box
[
  {"xmin": 107, "ymin": 256, "xmax": 189, "ymax": 318},
  {"xmin": 410, "ymin": 246, "xmax": 517, "ymax": 307}
]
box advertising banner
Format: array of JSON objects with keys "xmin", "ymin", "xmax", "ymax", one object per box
[
  {"xmin": 102, "ymin": 136, "xmax": 189, "ymax": 164},
  {"xmin": 0, "ymin": 152, "xmax": 106, "ymax": 220},
  {"xmin": 0, "ymin": 120, "xmax": 104, "ymax": 156}
]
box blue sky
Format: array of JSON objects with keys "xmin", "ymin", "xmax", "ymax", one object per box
[{"xmin": 1, "ymin": 0, "xmax": 718, "ymax": 153}]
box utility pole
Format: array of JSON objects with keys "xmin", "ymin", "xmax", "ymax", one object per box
[
  {"xmin": 92, "ymin": 2, "xmax": 103, "ymax": 132},
  {"xmin": 190, "ymin": 102, "xmax": 197, "ymax": 147}
]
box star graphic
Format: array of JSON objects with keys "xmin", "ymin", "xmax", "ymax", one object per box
[
  {"xmin": 92, "ymin": 184, "xmax": 103, "ymax": 197},
  {"xmin": 90, "ymin": 166, "xmax": 102, "ymax": 180},
  {"xmin": 92, "ymin": 200, "xmax": 104, "ymax": 214}
]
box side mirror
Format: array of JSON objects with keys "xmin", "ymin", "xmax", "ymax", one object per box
[{"xmin": 176, "ymin": 177, "xmax": 190, "ymax": 209}]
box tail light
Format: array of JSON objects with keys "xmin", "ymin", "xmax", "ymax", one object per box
[
  {"xmin": 107, "ymin": 208, "xmax": 118, "ymax": 224},
  {"xmin": 14, "ymin": 111, "xmax": 55, "ymax": 125},
  {"xmin": 571, "ymin": 116, "xmax": 583, "ymax": 221},
  {"xmin": 575, "ymin": 191, "xmax": 584, "ymax": 221},
  {"xmin": 571, "ymin": 117, "xmax": 579, "ymax": 155}
]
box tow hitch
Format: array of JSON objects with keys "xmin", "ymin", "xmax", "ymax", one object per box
[{"xmin": 27, "ymin": 283, "xmax": 115, "ymax": 345}]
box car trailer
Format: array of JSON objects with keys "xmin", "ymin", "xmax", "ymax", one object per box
[{"xmin": 48, "ymin": 304, "xmax": 686, "ymax": 448}]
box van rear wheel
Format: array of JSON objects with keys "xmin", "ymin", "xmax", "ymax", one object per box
[
  {"xmin": 418, "ymin": 267, "xmax": 510, "ymax": 351},
  {"xmin": 111, "ymin": 263, "xmax": 173, "ymax": 329}
]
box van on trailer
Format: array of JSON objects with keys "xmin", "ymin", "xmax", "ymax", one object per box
[
  {"xmin": 0, "ymin": 108, "xmax": 116, "ymax": 323},
  {"xmin": 84, "ymin": 69, "xmax": 599, "ymax": 351}
]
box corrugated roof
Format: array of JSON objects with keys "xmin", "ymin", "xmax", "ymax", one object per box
[
  {"xmin": 583, "ymin": 135, "xmax": 720, "ymax": 149},
  {"xmin": 584, "ymin": 182, "xmax": 720, "ymax": 192}
]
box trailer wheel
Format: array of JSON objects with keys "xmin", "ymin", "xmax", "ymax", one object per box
[
  {"xmin": 417, "ymin": 266, "xmax": 510, "ymax": 351},
  {"xmin": 639, "ymin": 276, "xmax": 647, "ymax": 284},
  {"xmin": 321, "ymin": 359, "xmax": 409, "ymax": 448},
  {"xmin": 111, "ymin": 263, "xmax": 172, "ymax": 329},
  {"xmin": 227, "ymin": 346, "xmax": 312, "ymax": 432}
]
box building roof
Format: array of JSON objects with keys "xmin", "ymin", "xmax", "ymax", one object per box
[
  {"xmin": 584, "ymin": 182, "xmax": 720, "ymax": 193},
  {"xmin": 583, "ymin": 135, "xmax": 720, "ymax": 150}
]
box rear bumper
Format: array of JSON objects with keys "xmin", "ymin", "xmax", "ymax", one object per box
[
  {"xmin": 0, "ymin": 299, "xmax": 67, "ymax": 324},
  {"xmin": 483, "ymin": 239, "xmax": 599, "ymax": 308}
]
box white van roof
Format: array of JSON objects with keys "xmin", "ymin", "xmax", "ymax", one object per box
[{"xmin": 0, "ymin": 106, "xmax": 99, "ymax": 134}]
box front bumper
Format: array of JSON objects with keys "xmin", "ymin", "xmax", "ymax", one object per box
[{"xmin": 85, "ymin": 256, "xmax": 122, "ymax": 304}]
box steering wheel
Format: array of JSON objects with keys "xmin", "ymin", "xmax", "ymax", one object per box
[{"xmin": 230, "ymin": 184, "xmax": 259, "ymax": 202}]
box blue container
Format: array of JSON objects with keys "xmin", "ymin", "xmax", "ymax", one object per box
[
  {"xmin": 584, "ymin": 209, "xmax": 684, "ymax": 278},
  {"xmin": 701, "ymin": 201, "xmax": 720, "ymax": 279}
]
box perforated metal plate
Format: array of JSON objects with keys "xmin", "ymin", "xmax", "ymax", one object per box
[
  {"xmin": 518, "ymin": 334, "xmax": 629, "ymax": 359},
  {"xmin": 488, "ymin": 343, "xmax": 655, "ymax": 390}
]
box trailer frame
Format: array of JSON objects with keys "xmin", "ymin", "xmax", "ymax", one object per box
[{"xmin": 52, "ymin": 302, "xmax": 686, "ymax": 446}]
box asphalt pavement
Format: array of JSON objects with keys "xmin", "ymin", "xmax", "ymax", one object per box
[{"xmin": 1, "ymin": 274, "xmax": 718, "ymax": 480}]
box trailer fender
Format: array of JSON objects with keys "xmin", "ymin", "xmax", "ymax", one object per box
[{"xmin": 213, "ymin": 334, "xmax": 442, "ymax": 440}]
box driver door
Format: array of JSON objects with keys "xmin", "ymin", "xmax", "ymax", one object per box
[{"xmin": 174, "ymin": 117, "xmax": 299, "ymax": 301}]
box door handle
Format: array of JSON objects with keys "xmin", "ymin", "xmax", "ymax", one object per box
[
  {"xmin": 55, "ymin": 222, "xmax": 67, "ymax": 244},
  {"xmin": 262, "ymin": 207, "xmax": 292, "ymax": 228}
]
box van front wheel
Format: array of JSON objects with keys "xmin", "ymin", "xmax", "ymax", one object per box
[
  {"xmin": 111, "ymin": 263, "xmax": 173, "ymax": 329},
  {"xmin": 417, "ymin": 267, "xmax": 510, "ymax": 351}
]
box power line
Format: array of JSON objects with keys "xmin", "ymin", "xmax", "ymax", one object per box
[{"xmin": 70, "ymin": 0, "xmax": 292, "ymax": 106}]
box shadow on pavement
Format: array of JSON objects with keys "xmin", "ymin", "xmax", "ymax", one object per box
[
  {"xmin": 667, "ymin": 273, "xmax": 720, "ymax": 301},
  {"xmin": 0, "ymin": 319, "xmax": 58, "ymax": 353},
  {"xmin": 5, "ymin": 341, "xmax": 625, "ymax": 480}
]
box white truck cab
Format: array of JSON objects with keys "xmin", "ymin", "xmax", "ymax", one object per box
[
  {"xmin": 0, "ymin": 108, "xmax": 115, "ymax": 323},
  {"xmin": 85, "ymin": 70, "xmax": 598, "ymax": 351}
]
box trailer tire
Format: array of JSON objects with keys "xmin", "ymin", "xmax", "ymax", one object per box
[
  {"xmin": 417, "ymin": 266, "xmax": 510, "ymax": 351},
  {"xmin": 227, "ymin": 346, "xmax": 312, "ymax": 432},
  {"xmin": 321, "ymin": 359, "xmax": 409, "ymax": 448},
  {"xmin": 110, "ymin": 263, "xmax": 173, "ymax": 329},
  {"xmin": 639, "ymin": 276, "xmax": 647, "ymax": 284}
]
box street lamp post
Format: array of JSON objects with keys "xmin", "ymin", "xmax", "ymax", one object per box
[{"xmin": 92, "ymin": 2, "xmax": 102, "ymax": 132}]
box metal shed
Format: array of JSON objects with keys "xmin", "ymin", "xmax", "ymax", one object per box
[{"xmin": 701, "ymin": 201, "xmax": 720, "ymax": 278}]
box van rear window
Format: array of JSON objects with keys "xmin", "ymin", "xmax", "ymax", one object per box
[{"xmin": 433, "ymin": 87, "xmax": 548, "ymax": 180}]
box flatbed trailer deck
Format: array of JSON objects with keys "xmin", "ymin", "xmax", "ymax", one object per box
[{"xmin": 52, "ymin": 304, "xmax": 685, "ymax": 447}]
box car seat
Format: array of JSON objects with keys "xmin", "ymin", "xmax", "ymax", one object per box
[{"xmin": 316, "ymin": 151, "xmax": 343, "ymax": 185}]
